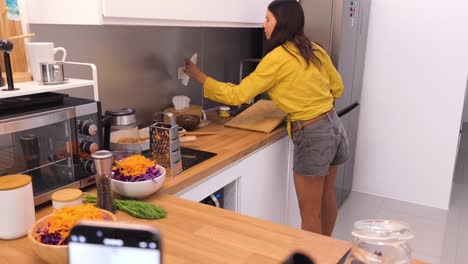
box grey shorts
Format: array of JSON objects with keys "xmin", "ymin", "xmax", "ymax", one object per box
[{"xmin": 292, "ymin": 111, "xmax": 350, "ymax": 176}]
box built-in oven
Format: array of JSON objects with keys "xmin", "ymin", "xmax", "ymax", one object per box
[{"xmin": 0, "ymin": 93, "xmax": 101, "ymax": 205}]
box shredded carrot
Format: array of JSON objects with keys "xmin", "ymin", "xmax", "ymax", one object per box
[
  {"xmin": 35, "ymin": 204, "xmax": 108, "ymax": 245},
  {"xmin": 113, "ymin": 154, "xmax": 155, "ymax": 177}
]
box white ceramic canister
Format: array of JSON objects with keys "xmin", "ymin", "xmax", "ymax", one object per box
[
  {"xmin": 0, "ymin": 174, "xmax": 36, "ymax": 239},
  {"xmin": 51, "ymin": 188, "xmax": 83, "ymax": 210}
]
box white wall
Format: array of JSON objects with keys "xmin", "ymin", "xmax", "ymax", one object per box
[{"xmin": 353, "ymin": 0, "xmax": 468, "ymax": 209}]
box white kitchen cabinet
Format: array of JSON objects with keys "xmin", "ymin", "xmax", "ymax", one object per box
[
  {"xmin": 176, "ymin": 158, "xmax": 244, "ymax": 212},
  {"xmin": 237, "ymin": 137, "xmax": 291, "ymax": 225},
  {"xmin": 25, "ymin": 0, "xmax": 268, "ymax": 27},
  {"xmin": 102, "ymin": 0, "xmax": 207, "ymax": 23},
  {"xmin": 176, "ymin": 136, "xmax": 292, "ymax": 225},
  {"xmin": 202, "ymin": 0, "xmax": 270, "ymax": 25}
]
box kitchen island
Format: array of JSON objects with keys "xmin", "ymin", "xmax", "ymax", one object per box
[{"xmin": 0, "ymin": 194, "xmax": 351, "ymax": 263}]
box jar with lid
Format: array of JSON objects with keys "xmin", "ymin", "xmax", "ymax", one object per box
[
  {"xmin": 219, "ymin": 106, "xmax": 231, "ymax": 118},
  {"xmin": 345, "ymin": 219, "xmax": 413, "ymax": 264},
  {"xmin": 51, "ymin": 188, "xmax": 83, "ymax": 210},
  {"xmin": 0, "ymin": 174, "xmax": 35, "ymax": 239}
]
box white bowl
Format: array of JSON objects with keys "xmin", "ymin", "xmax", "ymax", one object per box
[{"xmin": 111, "ymin": 166, "xmax": 166, "ymax": 199}]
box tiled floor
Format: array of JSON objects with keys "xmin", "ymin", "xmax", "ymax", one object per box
[{"xmin": 332, "ymin": 124, "xmax": 468, "ymax": 264}]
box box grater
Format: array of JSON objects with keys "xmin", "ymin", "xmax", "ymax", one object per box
[{"xmin": 150, "ymin": 112, "xmax": 183, "ymax": 177}]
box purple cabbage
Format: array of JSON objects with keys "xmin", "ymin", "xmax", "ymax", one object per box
[
  {"xmin": 112, "ymin": 165, "xmax": 162, "ymax": 182},
  {"xmin": 36, "ymin": 224, "xmax": 66, "ymax": 245}
]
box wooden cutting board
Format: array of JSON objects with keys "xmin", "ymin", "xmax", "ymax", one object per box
[
  {"xmin": 224, "ymin": 99, "xmax": 287, "ymax": 133},
  {"xmin": 0, "ymin": 0, "xmax": 32, "ymax": 82}
]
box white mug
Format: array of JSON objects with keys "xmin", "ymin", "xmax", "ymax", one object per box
[{"xmin": 26, "ymin": 42, "xmax": 67, "ymax": 82}]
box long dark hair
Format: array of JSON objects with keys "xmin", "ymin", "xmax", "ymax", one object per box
[{"xmin": 267, "ymin": 0, "xmax": 322, "ymax": 68}]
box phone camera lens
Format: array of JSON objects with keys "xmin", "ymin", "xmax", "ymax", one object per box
[
  {"xmin": 149, "ymin": 242, "xmax": 157, "ymax": 249},
  {"xmin": 96, "ymin": 230, "xmax": 103, "ymax": 237},
  {"xmin": 139, "ymin": 241, "xmax": 148, "ymax": 248}
]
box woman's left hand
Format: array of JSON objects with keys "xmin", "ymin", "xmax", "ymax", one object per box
[{"xmin": 184, "ymin": 59, "xmax": 208, "ymax": 84}]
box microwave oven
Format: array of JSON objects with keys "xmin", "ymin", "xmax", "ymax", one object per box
[{"xmin": 0, "ymin": 94, "xmax": 102, "ymax": 205}]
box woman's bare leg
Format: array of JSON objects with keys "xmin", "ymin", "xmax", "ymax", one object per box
[
  {"xmin": 293, "ymin": 172, "xmax": 325, "ymax": 234},
  {"xmin": 321, "ymin": 165, "xmax": 338, "ymax": 236}
]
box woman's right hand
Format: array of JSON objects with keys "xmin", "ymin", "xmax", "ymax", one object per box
[{"xmin": 184, "ymin": 59, "xmax": 208, "ymax": 85}]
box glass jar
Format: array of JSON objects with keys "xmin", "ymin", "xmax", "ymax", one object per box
[
  {"xmin": 219, "ymin": 106, "xmax": 231, "ymax": 118},
  {"xmin": 345, "ymin": 219, "xmax": 413, "ymax": 264},
  {"xmin": 51, "ymin": 188, "xmax": 83, "ymax": 210}
]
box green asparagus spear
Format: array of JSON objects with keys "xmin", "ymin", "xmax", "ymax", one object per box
[{"xmin": 83, "ymin": 194, "xmax": 167, "ymax": 219}]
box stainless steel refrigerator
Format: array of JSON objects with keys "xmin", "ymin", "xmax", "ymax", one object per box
[{"xmin": 301, "ymin": 0, "xmax": 371, "ymax": 206}]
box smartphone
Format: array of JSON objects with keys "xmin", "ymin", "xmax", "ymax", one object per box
[{"xmin": 69, "ymin": 221, "xmax": 162, "ymax": 264}]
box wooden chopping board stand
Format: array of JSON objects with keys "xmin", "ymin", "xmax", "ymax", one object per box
[{"xmin": 224, "ymin": 99, "xmax": 287, "ymax": 133}]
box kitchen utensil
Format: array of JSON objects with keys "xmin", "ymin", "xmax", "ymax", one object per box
[
  {"xmin": 8, "ymin": 33, "xmax": 36, "ymax": 40},
  {"xmin": 26, "ymin": 42, "xmax": 67, "ymax": 82},
  {"xmin": 40, "ymin": 61, "xmax": 66, "ymax": 84},
  {"xmin": 0, "ymin": 174, "xmax": 35, "ymax": 239},
  {"xmin": 180, "ymin": 131, "xmax": 217, "ymax": 136},
  {"xmin": 0, "ymin": 39, "xmax": 16, "ymax": 90},
  {"xmin": 224, "ymin": 99, "xmax": 287, "ymax": 133},
  {"xmin": 176, "ymin": 114, "xmax": 200, "ymax": 131},
  {"xmin": 180, "ymin": 135, "xmax": 197, "ymax": 143},
  {"xmin": 151, "ymin": 112, "xmax": 183, "ymax": 177},
  {"xmin": 103, "ymin": 108, "xmax": 142, "ymax": 154}
]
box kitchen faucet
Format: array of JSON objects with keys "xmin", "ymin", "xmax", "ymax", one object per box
[{"xmin": 0, "ymin": 39, "xmax": 15, "ymax": 91}]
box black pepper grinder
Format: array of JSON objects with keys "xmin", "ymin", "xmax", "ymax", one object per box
[
  {"xmin": 0, "ymin": 39, "xmax": 16, "ymax": 91},
  {"xmin": 91, "ymin": 150, "xmax": 116, "ymax": 213}
]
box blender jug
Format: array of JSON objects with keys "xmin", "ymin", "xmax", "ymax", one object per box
[{"xmin": 102, "ymin": 108, "xmax": 141, "ymax": 154}]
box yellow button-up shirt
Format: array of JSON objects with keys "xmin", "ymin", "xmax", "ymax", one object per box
[{"xmin": 204, "ymin": 42, "xmax": 344, "ymax": 136}]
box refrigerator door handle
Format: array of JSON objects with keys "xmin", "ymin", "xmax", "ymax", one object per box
[
  {"xmin": 359, "ymin": 6, "xmax": 365, "ymax": 35},
  {"xmin": 337, "ymin": 102, "xmax": 359, "ymax": 117}
]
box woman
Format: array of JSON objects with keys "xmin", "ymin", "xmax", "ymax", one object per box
[{"xmin": 184, "ymin": 0, "xmax": 349, "ymax": 236}]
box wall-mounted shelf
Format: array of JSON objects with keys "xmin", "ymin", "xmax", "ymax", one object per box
[{"xmin": 0, "ymin": 62, "xmax": 99, "ymax": 100}]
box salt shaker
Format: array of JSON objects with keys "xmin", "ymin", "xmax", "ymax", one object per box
[
  {"xmin": 91, "ymin": 150, "xmax": 116, "ymax": 212},
  {"xmin": 0, "ymin": 174, "xmax": 35, "ymax": 239}
]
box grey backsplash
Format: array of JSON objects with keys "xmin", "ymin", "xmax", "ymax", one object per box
[{"xmin": 30, "ymin": 25, "xmax": 262, "ymax": 127}]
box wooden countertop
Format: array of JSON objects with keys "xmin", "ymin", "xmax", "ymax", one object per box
[
  {"xmin": 0, "ymin": 195, "xmax": 351, "ymax": 264},
  {"xmin": 0, "ymin": 114, "xmax": 428, "ymax": 264},
  {"xmin": 156, "ymin": 113, "xmax": 287, "ymax": 196}
]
